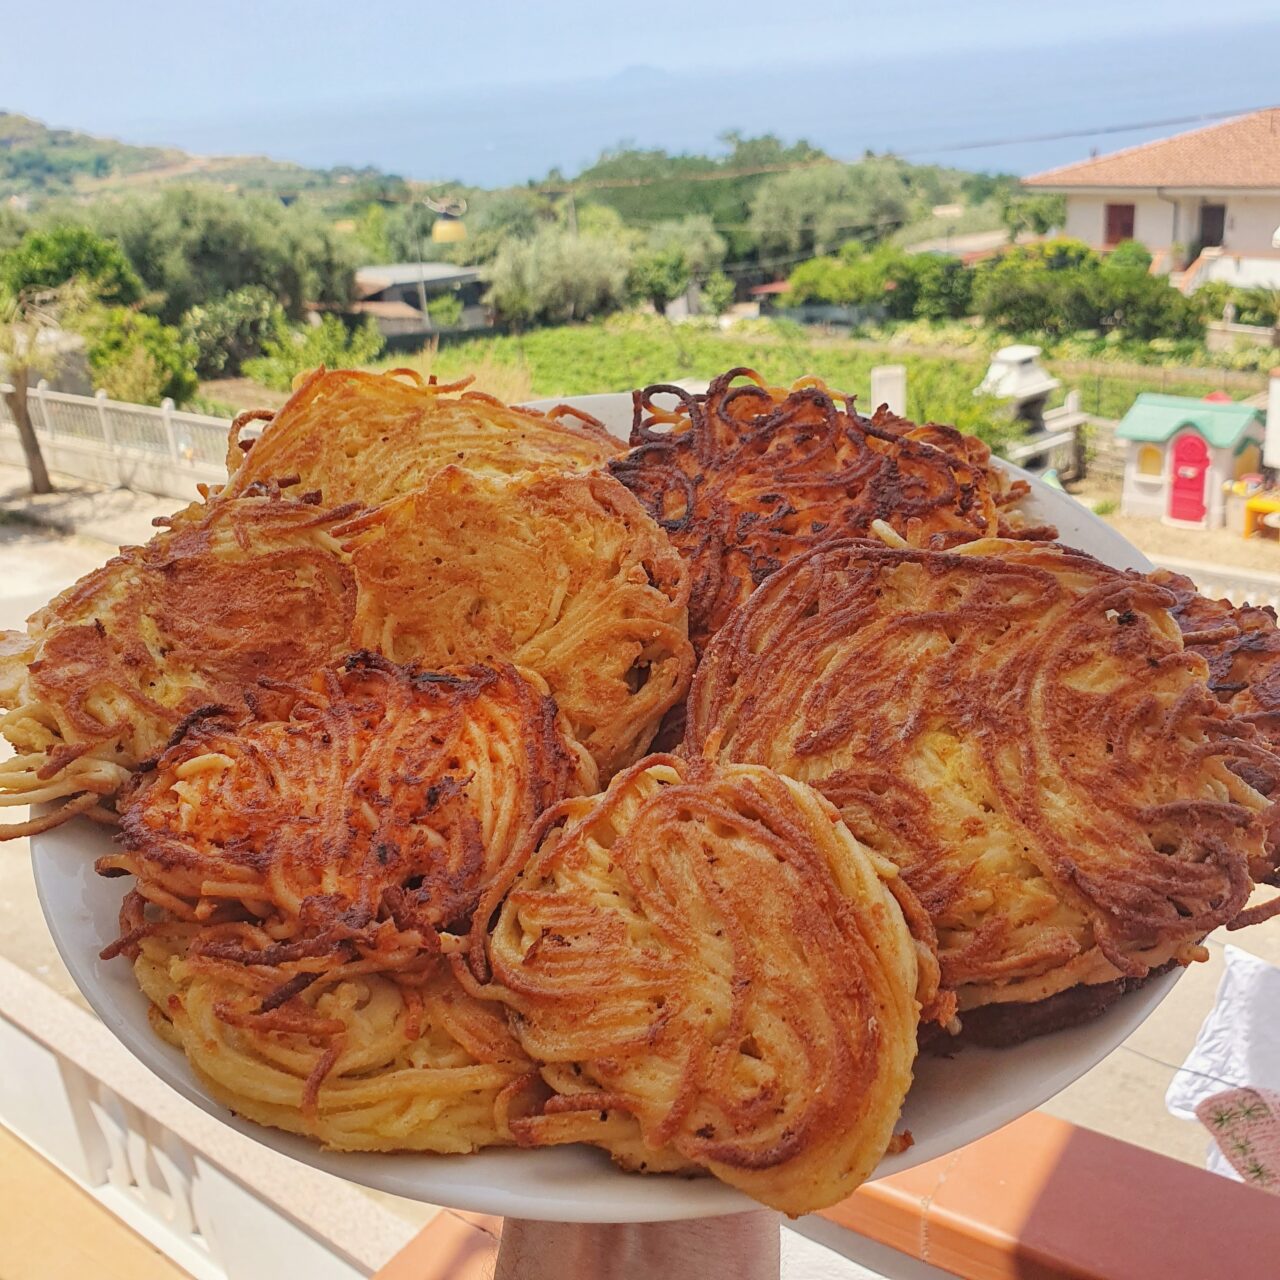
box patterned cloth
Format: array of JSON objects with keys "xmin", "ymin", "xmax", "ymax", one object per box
[{"xmin": 1196, "ymin": 1087, "xmax": 1280, "ymax": 1194}]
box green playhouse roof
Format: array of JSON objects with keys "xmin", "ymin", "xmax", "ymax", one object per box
[{"xmin": 1115, "ymin": 393, "xmax": 1262, "ymax": 448}]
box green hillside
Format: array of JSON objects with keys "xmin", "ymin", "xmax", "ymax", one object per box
[{"xmin": 0, "ymin": 112, "xmax": 363, "ymax": 203}]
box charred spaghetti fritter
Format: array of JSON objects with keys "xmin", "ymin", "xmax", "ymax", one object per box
[
  {"xmin": 1152, "ymin": 569, "xmax": 1280, "ymax": 753},
  {"xmin": 607, "ymin": 367, "xmax": 1039, "ymax": 652},
  {"xmin": 104, "ymin": 654, "xmax": 597, "ymax": 979},
  {"xmin": 221, "ymin": 367, "xmax": 623, "ymax": 505},
  {"xmin": 135, "ymin": 931, "xmax": 534, "ymax": 1153},
  {"xmin": 0, "ymin": 493, "xmax": 359, "ymax": 835},
  {"xmin": 686, "ymin": 537, "xmax": 1280, "ymax": 1016},
  {"xmin": 339, "ymin": 467, "xmax": 693, "ymax": 779},
  {"xmin": 467, "ymin": 756, "xmax": 933, "ymax": 1216}
]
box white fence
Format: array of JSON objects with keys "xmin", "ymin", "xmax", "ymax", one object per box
[
  {"xmin": 0, "ymin": 380, "xmax": 233, "ymax": 500},
  {"xmin": 0, "ymin": 956, "xmax": 418, "ymax": 1279}
]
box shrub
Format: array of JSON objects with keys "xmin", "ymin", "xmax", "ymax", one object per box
[
  {"xmin": 1191, "ymin": 280, "xmax": 1234, "ymax": 321},
  {"xmin": 1104, "ymin": 239, "xmax": 1152, "ymax": 272},
  {"xmin": 1233, "ymin": 288, "xmax": 1280, "ymax": 329},
  {"xmin": 700, "ymin": 271, "xmax": 735, "ymax": 316},
  {"xmin": 244, "ymin": 315, "xmax": 385, "ymax": 391},
  {"xmin": 785, "ymin": 254, "xmax": 859, "ymax": 305},
  {"xmin": 76, "ymin": 306, "xmax": 197, "ymax": 404},
  {"xmin": 974, "ymin": 240, "xmax": 1200, "ymax": 342},
  {"xmin": 427, "ymin": 292, "xmax": 464, "ymax": 329},
  {"xmin": 180, "ymin": 286, "xmax": 287, "ymax": 379},
  {"xmin": 786, "ymin": 245, "xmax": 923, "ymax": 317},
  {"xmin": 911, "ymin": 254, "xmax": 974, "ymax": 321},
  {"xmin": 1090, "ymin": 267, "xmax": 1203, "ymax": 342}
]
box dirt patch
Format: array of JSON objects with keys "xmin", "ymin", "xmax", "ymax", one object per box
[
  {"xmin": 199, "ymin": 377, "xmax": 290, "ymax": 413},
  {"xmin": 1066, "ymin": 477, "xmax": 1280, "ymax": 574}
]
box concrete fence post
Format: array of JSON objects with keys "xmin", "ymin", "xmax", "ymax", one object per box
[
  {"xmin": 869, "ymin": 365, "xmax": 907, "ymax": 417},
  {"xmin": 94, "ymin": 388, "xmax": 123, "ymax": 487},
  {"xmin": 1065, "ymin": 389, "xmax": 1085, "ymax": 482},
  {"xmin": 33, "ymin": 379, "xmax": 51, "ymax": 435},
  {"xmin": 160, "ymin": 397, "xmax": 180, "ymax": 469}
]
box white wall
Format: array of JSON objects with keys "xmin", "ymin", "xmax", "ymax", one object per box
[
  {"xmin": 1223, "ymin": 196, "xmax": 1280, "ymax": 255},
  {"xmin": 1063, "ymin": 195, "xmax": 1176, "ymax": 249},
  {"xmin": 1063, "ymin": 192, "xmax": 1280, "ymax": 260},
  {"xmin": 1197, "ymin": 255, "xmax": 1280, "ymax": 289},
  {"xmin": 1063, "ymin": 197, "xmax": 1105, "ymax": 245}
]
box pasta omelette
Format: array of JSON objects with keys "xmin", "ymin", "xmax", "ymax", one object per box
[
  {"xmin": 338, "ymin": 466, "xmax": 694, "ymax": 780},
  {"xmin": 467, "ymin": 755, "xmax": 935, "ymax": 1216},
  {"xmin": 134, "ymin": 931, "xmax": 535, "ymax": 1154},
  {"xmin": 104, "ymin": 653, "xmax": 598, "ymax": 981},
  {"xmin": 1152, "ymin": 568, "xmax": 1280, "ymax": 753},
  {"xmin": 0, "ymin": 492, "xmax": 360, "ymax": 837},
  {"xmin": 685, "ymin": 537, "xmax": 1280, "ymax": 1021},
  {"xmin": 607, "ymin": 367, "xmax": 1038, "ymax": 653},
  {"xmin": 221, "ymin": 367, "xmax": 623, "ymax": 506}
]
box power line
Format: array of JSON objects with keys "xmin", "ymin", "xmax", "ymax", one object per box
[
  {"xmin": 897, "ymin": 105, "xmax": 1275, "ymax": 158},
  {"xmin": 525, "ymin": 104, "xmax": 1278, "ymax": 192}
]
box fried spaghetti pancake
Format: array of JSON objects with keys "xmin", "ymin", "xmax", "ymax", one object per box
[
  {"xmin": 607, "ymin": 368, "xmax": 1037, "ymax": 652},
  {"xmin": 685, "ymin": 538, "xmax": 1280, "ymax": 1014},
  {"xmin": 104, "ymin": 654, "xmax": 597, "ymax": 979},
  {"xmin": 221, "ymin": 368, "xmax": 623, "ymax": 505},
  {"xmin": 467, "ymin": 756, "xmax": 930, "ymax": 1215},
  {"xmin": 0, "ymin": 493, "xmax": 359, "ymax": 835},
  {"xmin": 134, "ymin": 932, "xmax": 534, "ymax": 1153},
  {"xmin": 1152, "ymin": 569, "xmax": 1280, "ymax": 754},
  {"xmin": 338, "ymin": 467, "xmax": 693, "ymax": 779}
]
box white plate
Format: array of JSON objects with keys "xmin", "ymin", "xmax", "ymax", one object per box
[{"xmin": 32, "ymin": 404, "xmax": 1169, "ymax": 1222}]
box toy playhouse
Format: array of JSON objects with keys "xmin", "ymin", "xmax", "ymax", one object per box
[{"xmin": 1117, "ymin": 393, "xmax": 1264, "ymax": 529}]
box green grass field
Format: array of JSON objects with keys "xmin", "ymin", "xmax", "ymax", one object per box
[{"xmin": 378, "ymin": 317, "xmax": 1264, "ymax": 441}]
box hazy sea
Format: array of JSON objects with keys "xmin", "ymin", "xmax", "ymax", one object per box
[{"xmin": 123, "ymin": 23, "xmax": 1280, "ymax": 183}]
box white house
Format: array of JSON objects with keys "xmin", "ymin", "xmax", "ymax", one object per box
[{"xmin": 1023, "ymin": 108, "xmax": 1280, "ymax": 289}]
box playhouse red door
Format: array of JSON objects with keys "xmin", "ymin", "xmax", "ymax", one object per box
[{"xmin": 1170, "ymin": 433, "xmax": 1210, "ymax": 523}]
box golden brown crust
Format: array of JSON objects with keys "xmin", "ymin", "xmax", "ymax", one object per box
[
  {"xmin": 105, "ymin": 654, "xmax": 597, "ymax": 981},
  {"xmin": 685, "ymin": 537, "xmax": 1277, "ymax": 1009},
  {"xmin": 467, "ymin": 755, "xmax": 926, "ymax": 1216},
  {"xmin": 221, "ymin": 367, "xmax": 623, "ymax": 506},
  {"xmin": 338, "ymin": 466, "xmax": 693, "ymax": 780},
  {"xmin": 607, "ymin": 369, "xmax": 1040, "ymax": 653},
  {"xmin": 0, "ymin": 493, "xmax": 359, "ymax": 824},
  {"xmin": 134, "ymin": 932, "xmax": 534, "ymax": 1153},
  {"xmin": 1152, "ymin": 569, "xmax": 1280, "ymax": 751}
]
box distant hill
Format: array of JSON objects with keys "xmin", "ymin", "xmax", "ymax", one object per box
[{"xmin": 0, "ymin": 112, "xmax": 397, "ymax": 205}]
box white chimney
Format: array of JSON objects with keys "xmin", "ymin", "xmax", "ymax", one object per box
[{"xmin": 1265, "ymin": 368, "xmax": 1280, "ymax": 470}]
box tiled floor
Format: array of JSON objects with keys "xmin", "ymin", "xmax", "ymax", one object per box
[
  {"xmin": 1040, "ymin": 920, "xmax": 1280, "ymax": 1170},
  {"xmin": 0, "ymin": 1125, "xmax": 189, "ymax": 1280}
]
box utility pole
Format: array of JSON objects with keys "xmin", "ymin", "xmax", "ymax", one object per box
[{"xmin": 416, "ymin": 203, "xmax": 429, "ymax": 319}]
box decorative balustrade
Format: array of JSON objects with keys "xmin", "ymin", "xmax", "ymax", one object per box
[{"xmin": 0, "ymin": 381, "xmax": 231, "ymax": 499}]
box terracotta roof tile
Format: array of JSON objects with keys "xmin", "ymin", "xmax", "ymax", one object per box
[{"xmin": 1024, "ymin": 108, "xmax": 1280, "ymax": 190}]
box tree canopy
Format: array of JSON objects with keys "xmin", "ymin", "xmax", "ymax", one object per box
[
  {"xmin": 87, "ymin": 187, "xmax": 355, "ymax": 323},
  {"xmin": 0, "ymin": 224, "xmax": 142, "ymax": 305}
]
